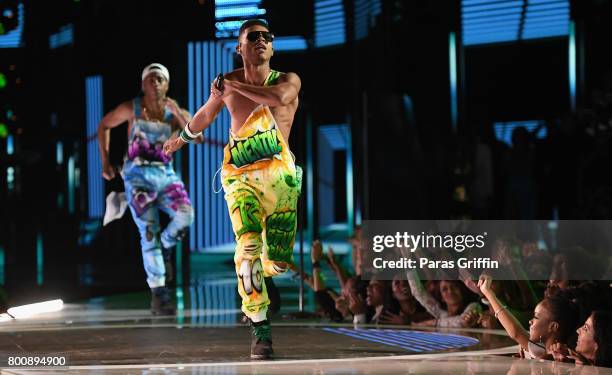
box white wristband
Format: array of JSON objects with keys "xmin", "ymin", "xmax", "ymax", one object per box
[{"xmin": 184, "ymin": 122, "xmax": 201, "ymax": 138}]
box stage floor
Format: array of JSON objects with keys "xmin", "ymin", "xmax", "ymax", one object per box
[
  {"xmin": 2, "ymin": 302, "xmax": 607, "ymax": 374},
  {"xmin": 1, "ymin": 266, "xmax": 611, "ymax": 374}
]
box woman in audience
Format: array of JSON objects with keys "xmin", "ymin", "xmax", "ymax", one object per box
[
  {"xmin": 407, "ymin": 268, "xmax": 482, "ymax": 327},
  {"xmin": 478, "ymin": 274, "xmax": 579, "ymax": 360},
  {"xmin": 379, "ymin": 273, "xmax": 432, "ymax": 325},
  {"xmin": 552, "ymin": 310, "xmax": 612, "ymax": 367}
]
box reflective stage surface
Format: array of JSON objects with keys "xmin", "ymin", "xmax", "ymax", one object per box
[{"xmin": 1, "ymin": 267, "xmax": 611, "ymax": 374}]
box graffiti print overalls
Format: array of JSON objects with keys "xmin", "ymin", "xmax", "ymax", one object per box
[{"xmin": 221, "ymin": 71, "xmax": 301, "ymax": 322}]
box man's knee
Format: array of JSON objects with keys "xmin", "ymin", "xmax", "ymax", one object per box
[
  {"xmin": 236, "ymin": 231, "xmax": 263, "ymax": 259},
  {"xmin": 262, "ymin": 258, "xmax": 289, "ymax": 277},
  {"xmin": 176, "ymin": 204, "xmax": 194, "ymax": 227}
]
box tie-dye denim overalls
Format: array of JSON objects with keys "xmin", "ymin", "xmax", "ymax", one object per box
[{"xmin": 122, "ymin": 97, "xmax": 194, "ymax": 288}]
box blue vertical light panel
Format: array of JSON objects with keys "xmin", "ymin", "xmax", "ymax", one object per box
[
  {"xmin": 56, "ymin": 141, "xmax": 63, "ymax": 165},
  {"xmin": 318, "ymin": 125, "xmax": 353, "ymax": 229},
  {"xmin": 0, "ymin": 246, "xmax": 4, "ymax": 285},
  {"xmin": 85, "ymin": 75, "xmax": 104, "ymax": 219},
  {"xmin": 345, "ymin": 125, "xmax": 354, "ymax": 236},
  {"xmin": 449, "ymin": 32, "xmax": 458, "ymax": 130},
  {"xmin": 315, "ymin": 0, "xmax": 346, "ymax": 47},
  {"xmin": 68, "ymin": 156, "xmax": 76, "ymax": 214},
  {"xmin": 187, "ymin": 41, "xmax": 235, "ymax": 252},
  {"xmin": 569, "ymin": 20, "xmax": 576, "ymax": 113},
  {"xmin": 6, "ymin": 135, "xmax": 14, "ymax": 155},
  {"xmin": 36, "ymin": 232, "xmax": 43, "ymax": 285}
]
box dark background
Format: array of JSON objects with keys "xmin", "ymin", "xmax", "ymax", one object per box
[{"xmin": 1, "ymin": 0, "xmax": 612, "ymax": 308}]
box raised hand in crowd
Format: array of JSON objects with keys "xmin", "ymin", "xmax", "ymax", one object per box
[{"xmin": 379, "ymin": 310, "xmax": 409, "ymax": 325}]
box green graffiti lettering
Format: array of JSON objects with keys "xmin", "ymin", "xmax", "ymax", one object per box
[
  {"xmin": 249, "ymin": 136, "xmax": 264, "ymax": 159},
  {"xmin": 267, "ymin": 228, "xmax": 279, "ymax": 245},
  {"xmin": 267, "ymin": 213, "xmax": 278, "ymax": 228},
  {"xmin": 246, "ymin": 140, "xmax": 257, "ymax": 162},
  {"xmin": 258, "ymin": 133, "xmax": 271, "ymax": 155},
  {"xmin": 289, "ymin": 212, "xmax": 297, "ymax": 230},
  {"xmin": 236, "ymin": 141, "xmax": 249, "ymax": 164},
  {"xmin": 265, "ymin": 210, "xmax": 296, "ymax": 254},
  {"xmin": 281, "ymin": 211, "xmax": 295, "ymax": 231},
  {"xmin": 279, "ymin": 212, "xmax": 289, "ymax": 231},
  {"xmin": 270, "ymin": 129, "xmax": 282, "ymax": 153},
  {"xmin": 228, "ymin": 129, "xmax": 284, "ymax": 167},
  {"xmin": 263, "ymin": 131, "xmax": 275, "ymax": 154},
  {"xmin": 231, "ymin": 147, "xmax": 245, "ymax": 168},
  {"xmin": 233, "ymin": 196, "xmax": 262, "ymax": 237}
]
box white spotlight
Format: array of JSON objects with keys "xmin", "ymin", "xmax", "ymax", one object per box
[
  {"xmin": 0, "ymin": 313, "xmax": 13, "ymax": 322},
  {"xmin": 7, "ymin": 299, "xmax": 64, "ymax": 319}
]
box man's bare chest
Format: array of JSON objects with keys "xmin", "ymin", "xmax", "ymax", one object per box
[{"xmin": 225, "ymin": 96, "xmax": 292, "ymax": 125}]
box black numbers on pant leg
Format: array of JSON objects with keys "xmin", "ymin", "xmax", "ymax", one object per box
[{"xmin": 251, "ymin": 258, "xmax": 263, "ymax": 293}]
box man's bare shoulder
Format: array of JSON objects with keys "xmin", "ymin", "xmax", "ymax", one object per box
[
  {"xmin": 116, "ymin": 100, "xmax": 134, "ymax": 113},
  {"xmin": 225, "ymin": 69, "xmax": 244, "ymax": 81},
  {"xmin": 279, "ymin": 72, "xmax": 301, "ymax": 85},
  {"xmin": 110, "ymin": 100, "xmax": 135, "ymax": 123}
]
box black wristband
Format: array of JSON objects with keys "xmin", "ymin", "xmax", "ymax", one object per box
[{"xmin": 312, "ymin": 261, "xmax": 321, "ymax": 268}]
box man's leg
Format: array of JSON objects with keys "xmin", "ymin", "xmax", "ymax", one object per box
[
  {"xmin": 261, "ymin": 210, "xmax": 296, "ymax": 275},
  {"xmin": 262, "ymin": 166, "xmax": 301, "ymax": 273},
  {"xmin": 225, "ymin": 188, "xmax": 273, "ymax": 359},
  {"xmin": 126, "ymin": 184, "xmax": 174, "ymax": 315},
  {"xmin": 158, "ymin": 181, "xmax": 194, "ymax": 283}
]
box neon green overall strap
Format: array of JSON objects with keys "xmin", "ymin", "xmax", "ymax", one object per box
[{"xmin": 263, "ymin": 70, "xmax": 281, "ymax": 86}]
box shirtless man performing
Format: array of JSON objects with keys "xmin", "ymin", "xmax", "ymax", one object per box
[{"xmin": 163, "ymin": 19, "xmax": 301, "ymax": 359}]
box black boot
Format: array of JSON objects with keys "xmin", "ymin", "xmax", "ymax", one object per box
[
  {"xmin": 250, "ymin": 319, "xmax": 273, "ymax": 360},
  {"xmin": 150, "ymin": 286, "xmax": 176, "ymax": 316},
  {"xmin": 161, "ymin": 247, "xmax": 174, "ymax": 284}
]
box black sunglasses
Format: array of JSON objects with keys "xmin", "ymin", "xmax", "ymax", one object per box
[{"xmin": 246, "ymin": 31, "xmax": 274, "ymax": 43}]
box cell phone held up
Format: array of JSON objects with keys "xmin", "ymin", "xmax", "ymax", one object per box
[{"xmin": 215, "ymin": 74, "xmax": 224, "ymax": 91}]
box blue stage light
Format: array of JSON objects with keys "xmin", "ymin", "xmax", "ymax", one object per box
[
  {"xmin": 463, "ymin": 1, "xmax": 523, "ymax": 13},
  {"xmin": 214, "ymin": 0, "xmax": 266, "ymax": 38},
  {"xmin": 0, "ymin": 3, "xmax": 24, "ymax": 48},
  {"xmin": 85, "ymin": 76, "xmax": 104, "ymax": 219},
  {"xmin": 187, "ymin": 41, "xmax": 235, "ymax": 251},
  {"xmin": 49, "ymin": 24, "xmax": 73, "ymax": 49},
  {"xmin": 494, "ymin": 120, "xmax": 547, "ymax": 146},
  {"xmin": 315, "ymin": 0, "xmax": 346, "ymax": 47},
  {"xmin": 273, "ymin": 37, "xmax": 307, "ymax": 52},
  {"xmin": 462, "ymin": 8, "xmax": 522, "ymax": 20},
  {"xmin": 449, "ymin": 33, "xmax": 458, "ymax": 130},
  {"xmin": 462, "ymin": 0, "xmax": 569, "ymax": 46},
  {"xmin": 569, "ymin": 20, "xmax": 576, "ymax": 111},
  {"xmin": 215, "ymin": 6, "xmax": 265, "ymax": 19},
  {"xmin": 6, "ymin": 135, "xmax": 14, "ymax": 155}
]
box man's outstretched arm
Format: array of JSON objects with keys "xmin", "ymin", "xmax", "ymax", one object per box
[
  {"xmin": 224, "ymin": 72, "xmax": 301, "ymax": 107},
  {"xmin": 97, "ymin": 102, "xmax": 132, "ymax": 180},
  {"xmin": 163, "ymin": 94, "xmax": 224, "ymax": 155}
]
